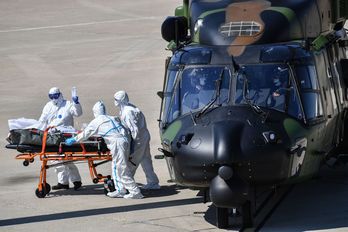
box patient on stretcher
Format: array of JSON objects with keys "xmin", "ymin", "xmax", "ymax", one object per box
[{"xmin": 6, "ymin": 118, "xmax": 108, "ymax": 154}]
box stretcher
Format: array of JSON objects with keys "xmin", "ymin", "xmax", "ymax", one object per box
[{"xmin": 5, "ymin": 127, "xmax": 112, "ymax": 198}]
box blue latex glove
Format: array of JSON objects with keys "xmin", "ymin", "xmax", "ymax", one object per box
[
  {"xmin": 72, "ymin": 96, "xmax": 79, "ymax": 104},
  {"xmin": 65, "ymin": 137, "xmax": 76, "ymax": 146}
]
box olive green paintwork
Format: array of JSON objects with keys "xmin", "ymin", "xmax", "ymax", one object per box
[
  {"xmin": 283, "ymin": 118, "xmax": 306, "ymax": 141},
  {"xmin": 268, "ymin": 7, "xmax": 302, "ymax": 37},
  {"xmin": 312, "ymin": 35, "xmax": 330, "ymax": 51},
  {"xmin": 161, "ymin": 120, "xmax": 182, "ymax": 143},
  {"xmin": 175, "ymin": 6, "xmax": 185, "ymax": 17},
  {"xmin": 192, "ymin": 9, "xmax": 225, "ymax": 43},
  {"xmin": 283, "ymin": 118, "xmax": 325, "ymax": 180}
]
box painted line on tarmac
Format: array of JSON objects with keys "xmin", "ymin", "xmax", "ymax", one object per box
[{"xmin": 0, "ymin": 16, "xmax": 160, "ymax": 33}]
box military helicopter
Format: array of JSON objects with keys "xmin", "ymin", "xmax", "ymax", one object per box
[{"xmin": 157, "ymin": 0, "xmax": 348, "ymax": 229}]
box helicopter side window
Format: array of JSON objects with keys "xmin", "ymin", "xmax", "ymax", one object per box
[
  {"xmin": 162, "ymin": 70, "xmax": 179, "ymax": 124},
  {"xmin": 287, "ymin": 77, "xmax": 303, "ymax": 120},
  {"xmin": 294, "ymin": 65, "xmax": 323, "ymax": 120}
]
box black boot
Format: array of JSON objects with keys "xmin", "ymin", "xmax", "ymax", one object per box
[
  {"xmin": 52, "ymin": 183, "xmax": 69, "ymax": 190},
  {"xmin": 73, "ymin": 181, "xmax": 82, "ymax": 190}
]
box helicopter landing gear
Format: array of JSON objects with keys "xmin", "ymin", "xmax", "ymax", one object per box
[{"xmin": 216, "ymin": 207, "xmax": 229, "ymax": 229}]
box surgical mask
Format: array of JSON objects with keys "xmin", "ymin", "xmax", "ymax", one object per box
[
  {"xmin": 199, "ymin": 77, "xmax": 206, "ymax": 86},
  {"xmin": 51, "ymin": 99, "xmax": 59, "ymax": 105}
]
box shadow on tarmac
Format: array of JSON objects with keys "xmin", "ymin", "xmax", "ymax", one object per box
[
  {"xmin": 201, "ymin": 165, "xmax": 348, "ymax": 231},
  {"xmin": 262, "ymin": 165, "xmax": 348, "ymax": 232},
  {"xmin": 0, "ymin": 196, "xmax": 203, "ymax": 227},
  {"xmin": 4, "ymin": 174, "xmax": 38, "ymax": 185},
  {"xmin": 48, "ymin": 184, "xmax": 184, "ymax": 198}
]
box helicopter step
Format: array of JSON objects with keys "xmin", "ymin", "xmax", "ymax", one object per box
[{"xmin": 215, "ymin": 184, "xmax": 294, "ymax": 231}]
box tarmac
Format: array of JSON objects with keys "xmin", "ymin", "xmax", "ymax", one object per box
[{"xmin": 0, "ymin": 1, "xmax": 347, "ymax": 232}]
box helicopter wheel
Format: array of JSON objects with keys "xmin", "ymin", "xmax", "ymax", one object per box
[{"xmin": 216, "ymin": 207, "xmax": 229, "ymax": 229}]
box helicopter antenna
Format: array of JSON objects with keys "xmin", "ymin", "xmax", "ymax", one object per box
[
  {"xmin": 302, "ymin": 4, "xmax": 311, "ymax": 50},
  {"xmin": 175, "ymin": 18, "xmax": 179, "ymax": 49}
]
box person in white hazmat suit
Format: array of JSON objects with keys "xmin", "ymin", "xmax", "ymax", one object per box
[
  {"xmin": 39, "ymin": 87, "xmax": 82, "ymax": 190},
  {"xmin": 65, "ymin": 101, "xmax": 144, "ymax": 199},
  {"xmin": 114, "ymin": 90, "xmax": 160, "ymax": 190}
]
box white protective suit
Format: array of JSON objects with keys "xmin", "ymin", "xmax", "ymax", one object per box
[
  {"xmin": 74, "ymin": 101, "xmax": 141, "ymax": 197},
  {"xmin": 114, "ymin": 91, "xmax": 159, "ymax": 188},
  {"xmin": 39, "ymin": 87, "xmax": 82, "ymax": 185}
]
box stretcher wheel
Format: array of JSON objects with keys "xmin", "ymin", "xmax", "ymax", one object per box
[
  {"xmin": 35, "ymin": 183, "xmax": 51, "ymax": 198},
  {"xmin": 45, "ymin": 183, "xmax": 51, "ymax": 194},
  {"xmin": 29, "ymin": 158, "xmax": 34, "ymax": 163},
  {"xmin": 23, "ymin": 160, "xmax": 29, "ymax": 166},
  {"xmin": 35, "ymin": 188, "xmax": 46, "ymax": 198},
  {"xmin": 93, "ymin": 178, "xmax": 99, "ymax": 184}
]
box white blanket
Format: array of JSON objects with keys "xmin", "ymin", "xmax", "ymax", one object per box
[{"xmin": 8, "ymin": 118, "xmax": 77, "ymax": 133}]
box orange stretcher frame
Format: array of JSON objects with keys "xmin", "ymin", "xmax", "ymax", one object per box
[{"xmin": 14, "ymin": 127, "xmax": 112, "ymax": 198}]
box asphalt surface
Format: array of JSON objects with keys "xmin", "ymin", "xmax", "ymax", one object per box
[{"xmin": 0, "ymin": 1, "xmax": 347, "ymax": 232}]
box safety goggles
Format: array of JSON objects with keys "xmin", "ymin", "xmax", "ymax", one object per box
[{"xmin": 48, "ymin": 93, "xmax": 60, "ymax": 100}]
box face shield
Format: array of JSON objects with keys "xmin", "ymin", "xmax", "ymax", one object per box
[{"xmin": 48, "ymin": 87, "xmax": 64, "ymax": 105}]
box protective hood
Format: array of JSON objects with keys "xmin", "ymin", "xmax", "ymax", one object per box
[
  {"xmin": 114, "ymin": 90, "xmax": 129, "ymax": 107},
  {"xmin": 49, "ymin": 87, "xmax": 64, "ymax": 106},
  {"xmin": 93, "ymin": 100, "xmax": 106, "ymax": 118}
]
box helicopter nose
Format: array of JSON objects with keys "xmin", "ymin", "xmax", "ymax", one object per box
[{"xmin": 209, "ymin": 174, "xmax": 248, "ymax": 208}]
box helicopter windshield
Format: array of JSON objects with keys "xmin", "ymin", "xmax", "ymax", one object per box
[
  {"xmin": 235, "ymin": 64, "xmax": 303, "ymax": 120},
  {"xmin": 165, "ymin": 66, "xmax": 231, "ymax": 124}
]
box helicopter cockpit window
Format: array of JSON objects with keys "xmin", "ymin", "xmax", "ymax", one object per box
[
  {"xmin": 164, "ymin": 66, "xmax": 231, "ymax": 123},
  {"xmin": 234, "ymin": 64, "xmax": 303, "ymax": 119},
  {"xmin": 179, "ymin": 67, "xmax": 230, "ymax": 115}
]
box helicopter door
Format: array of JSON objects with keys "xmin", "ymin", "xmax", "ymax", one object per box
[
  {"xmin": 314, "ymin": 50, "xmax": 339, "ymax": 151},
  {"xmin": 327, "ymin": 45, "xmax": 345, "ymax": 145},
  {"xmin": 324, "ymin": 48, "xmax": 342, "ymax": 147}
]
